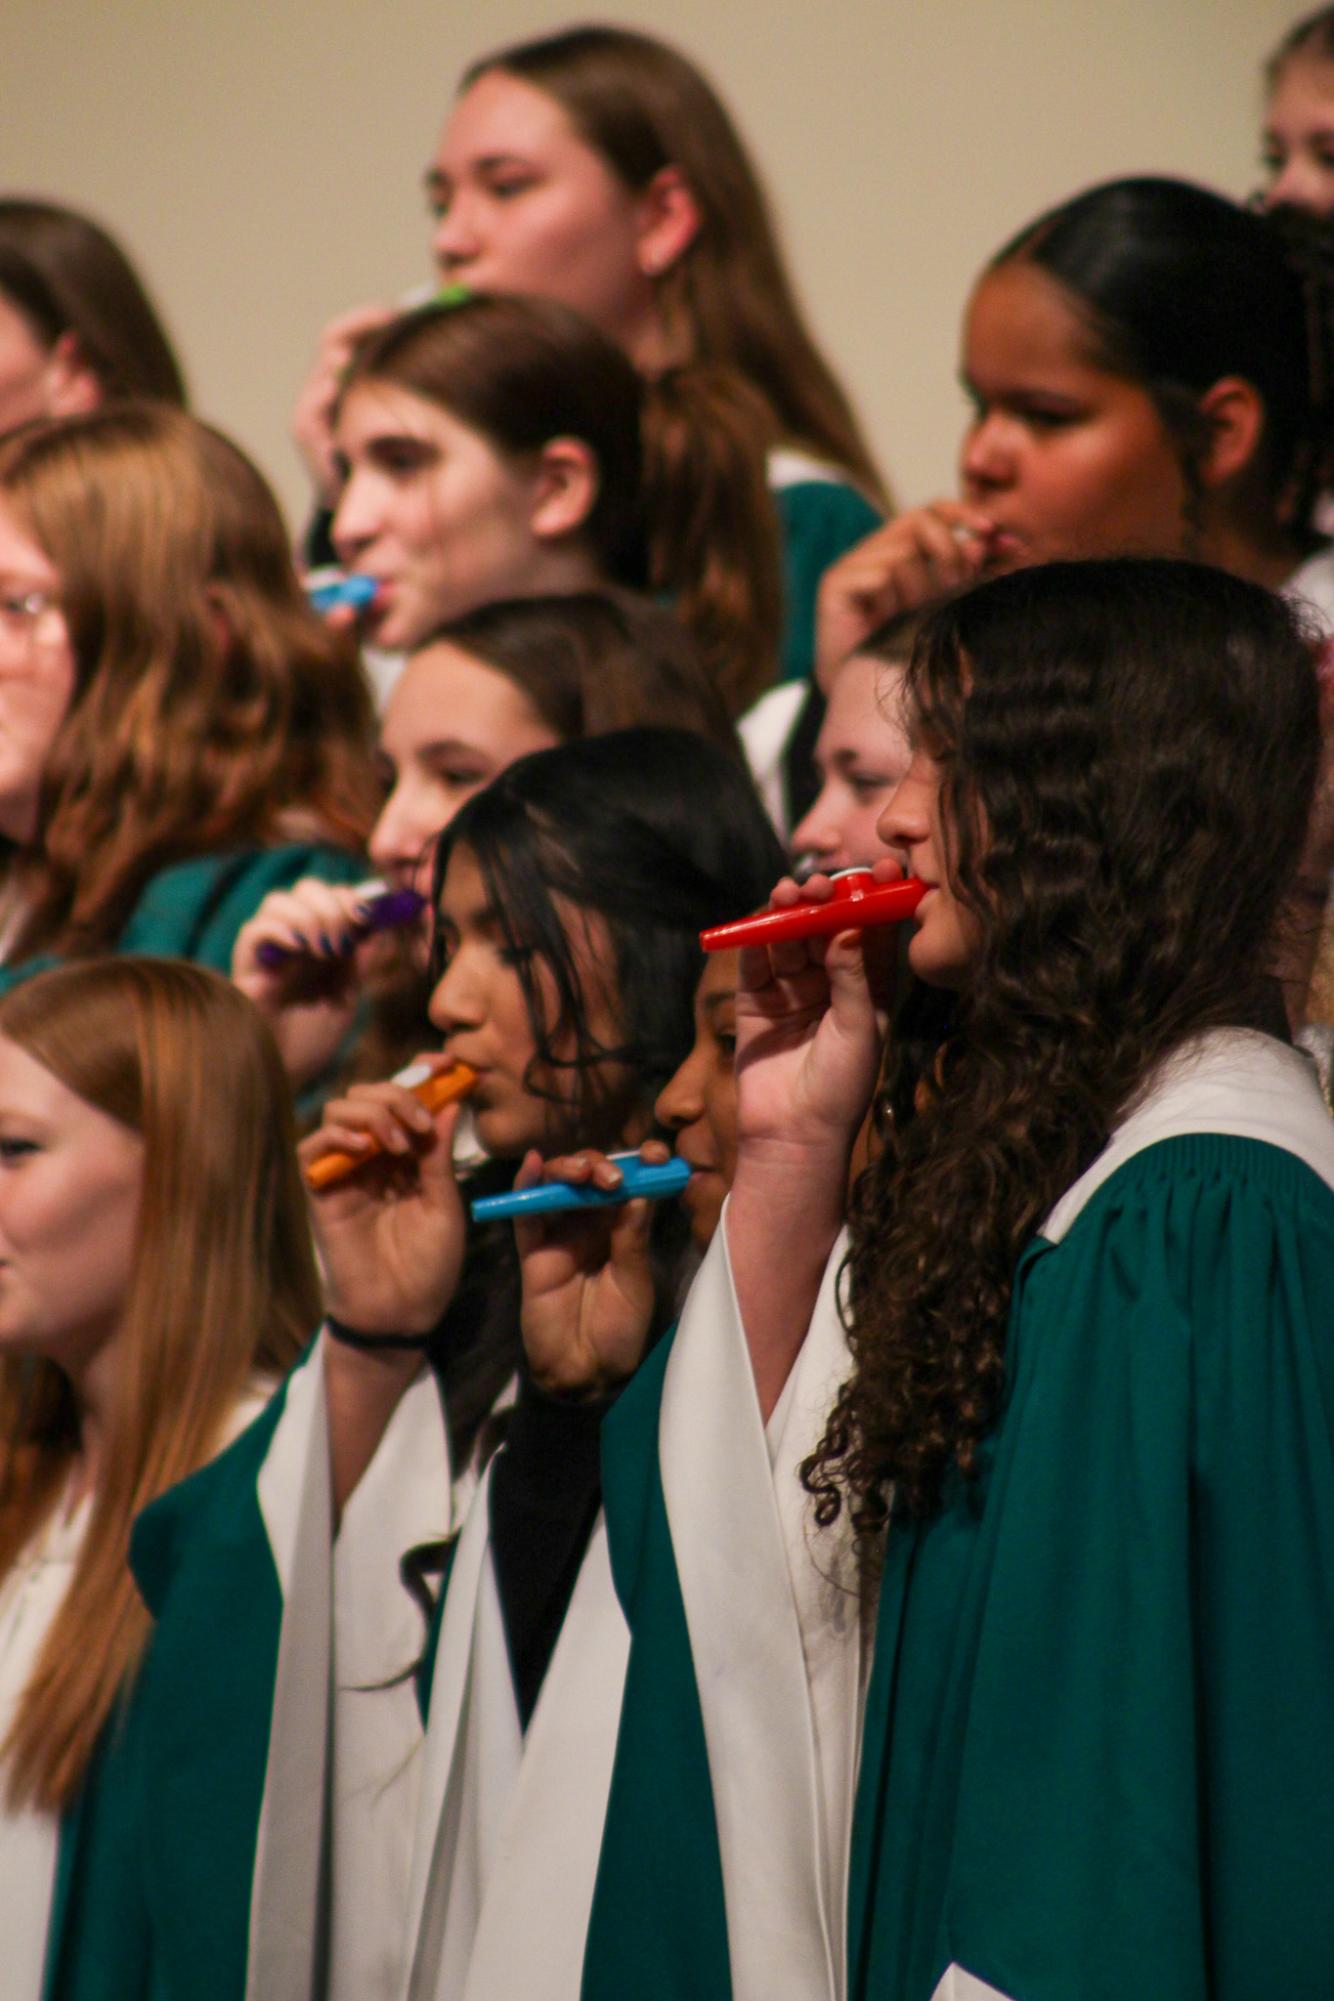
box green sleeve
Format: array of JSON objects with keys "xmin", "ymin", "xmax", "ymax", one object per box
[
  {"xmin": 116, "ymin": 843, "xmax": 365, "ymax": 972},
  {"xmin": 854, "ymin": 1134, "xmax": 1334, "ymax": 2001},
  {"xmin": 0, "ymin": 844, "xmax": 366, "ymax": 1002},
  {"xmin": 581, "ymin": 1326, "xmax": 732, "ymax": 2001},
  {"xmin": 775, "ymin": 479, "xmax": 882, "ymax": 683},
  {"xmin": 45, "ymin": 1386, "xmax": 291, "ymax": 2001}
]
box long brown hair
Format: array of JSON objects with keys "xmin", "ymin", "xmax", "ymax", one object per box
[
  {"xmin": 805, "ymin": 560, "xmax": 1320, "ymax": 1542},
  {"xmin": 0, "ymin": 404, "xmax": 379, "ymax": 957},
  {"xmin": 464, "ymin": 24, "xmax": 887, "ymax": 503},
  {"xmin": 0, "ymin": 198, "xmax": 186, "ymax": 408},
  {"xmin": 344, "ymin": 294, "xmax": 782, "ymax": 712},
  {"xmin": 0, "ymin": 959, "xmax": 319, "ymax": 1810}
]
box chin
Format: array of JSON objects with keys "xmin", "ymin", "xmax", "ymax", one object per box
[
  {"xmin": 471, "ymin": 1104, "xmax": 545, "ymax": 1164},
  {"xmin": 683, "ymin": 1184, "xmax": 724, "ymax": 1252}
]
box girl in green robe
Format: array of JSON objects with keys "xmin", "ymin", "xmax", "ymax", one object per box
[
  {"xmin": 582, "ymin": 556, "xmax": 1334, "ymax": 2001},
  {"xmin": 0, "ymin": 402, "xmax": 378, "ymax": 997},
  {"xmin": 0, "ymin": 960, "xmax": 318, "ymax": 2001}
]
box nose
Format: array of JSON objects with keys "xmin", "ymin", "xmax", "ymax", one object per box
[
  {"xmin": 427, "ymin": 941, "xmax": 484, "ymax": 1037},
  {"xmin": 1264, "ymin": 160, "xmax": 1321, "ymax": 211},
  {"xmin": 875, "ymin": 770, "xmax": 927, "ymax": 856},
  {"xmin": 789, "ymin": 782, "xmax": 842, "ymax": 870},
  {"xmin": 432, "ymin": 188, "xmax": 483, "ymax": 275},
  {"xmin": 330, "ymin": 467, "xmax": 380, "ymax": 567},
  {"xmin": 959, "ymin": 410, "xmax": 1014, "ymax": 499},
  {"xmin": 654, "ymin": 1047, "xmax": 705, "ymax": 1134},
  {"xmin": 368, "ymin": 782, "xmax": 424, "ymax": 888}
]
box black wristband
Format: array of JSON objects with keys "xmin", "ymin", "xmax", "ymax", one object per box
[{"xmin": 325, "ymin": 1313, "xmax": 434, "ymax": 1353}]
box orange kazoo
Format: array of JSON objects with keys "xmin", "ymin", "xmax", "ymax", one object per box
[{"xmin": 304, "ymin": 1061, "xmax": 477, "ymax": 1190}]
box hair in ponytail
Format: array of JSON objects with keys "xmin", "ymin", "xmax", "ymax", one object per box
[
  {"xmin": 994, "ymin": 175, "xmax": 1334, "ymax": 543},
  {"xmin": 640, "ymin": 365, "xmax": 783, "ymax": 712},
  {"xmin": 342, "ymin": 293, "xmax": 649, "ymax": 587},
  {"xmin": 343, "ymin": 294, "xmax": 784, "ymax": 712}
]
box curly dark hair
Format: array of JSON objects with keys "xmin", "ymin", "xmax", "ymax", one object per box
[{"xmin": 803, "ymin": 557, "xmax": 1321, "ymax": 1540}]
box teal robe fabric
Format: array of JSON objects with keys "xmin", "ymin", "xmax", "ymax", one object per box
[
  {"xmin": 582, "ymin": 1331, "xmax": 731, "ymax": 2001},
  {"xmin": 775, "ymin": 479, "xmax": 881, "ymax": 683},
  {"xmin": 42, "ymin": 1383, "xmax": 292, "ymax": 2001},
  {"xmin": 583, "ymin": 1132, "xmax": 1334, "ymax": 2001},
  {"xmin": 852, "ymin": 1132, "xmax": 1334, "ymax": 2001},
  {"xmin": 0, "ymin": 842, "xmax": 365, "ymax": 996}
]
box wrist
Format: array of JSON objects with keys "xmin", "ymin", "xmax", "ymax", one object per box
[
  {"xmin": 326, "ymin": 1313, "xmax": 434, "ymax": 1353},
  {"xmin": 728, "ymin": 1141, "xmax": 848, "ymax": 1275}
]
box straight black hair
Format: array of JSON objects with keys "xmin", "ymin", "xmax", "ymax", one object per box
[
  {"xmin": 995, "ymin": 176, "xmax": 1334, "ymax": 540},
  {"xmin": 434, "ymin": 727, "xmax": 785, "ymax": 1135}
]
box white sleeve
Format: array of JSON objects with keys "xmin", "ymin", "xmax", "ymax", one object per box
[{"xmin": 657, "ymin": 1218, "xmax": 861, "ymax": 2001}]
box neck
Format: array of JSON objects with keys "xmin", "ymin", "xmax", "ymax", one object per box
[
  {"xmin": 525, "ymin": 544, "xmax": 609, "ymax": 599},
  {"xmin": 1198, "ymin": 515, "xmax": 1311, "ymax": 592},
  {"xmin": 63, "ymin": 1332, "xmax": 120, "ymax": 1512},
  {"xmin": 617, "ymin": 288, "xmax": 690, "ymax": 377}
]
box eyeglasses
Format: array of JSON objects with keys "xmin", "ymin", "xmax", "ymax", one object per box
[{"xmin": 0, "ymin": 586, "xmax": 62, "ymax": 641}]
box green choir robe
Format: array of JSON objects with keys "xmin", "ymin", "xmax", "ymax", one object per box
[
  {"xmin": 43, "ymin": 1343, "xmax": 451, "ymax": 2001},
  {"xmin": 769, "ymin": 452, "xmax": 882, "ymax": 684},
  {"xmin": 0, "ymin": 842, "xmax": 366, "ymax": 997},
  {"xmin": 583, "ymin": 1030, "xmax": 1334, "ymax": 2001}
]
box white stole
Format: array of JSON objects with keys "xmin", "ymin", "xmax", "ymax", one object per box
[
  {"xmin": 402, "ymin": 1468, "xmax": 629, "ymax": 2001},
  {"xmin": 248, "ymin": 1338, "xmax": 452, "ymax": 2001},
  {"xmin": 659, "ymin": 1220, "xmax": 861, "ymax": 2001}
]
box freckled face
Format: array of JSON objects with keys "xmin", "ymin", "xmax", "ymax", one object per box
[
  {"xmin": 958, "ymin": 262, "xmax": 1190, "ymax": 569},
  {"xmin": 0, "ymin": 1034, "xmax": 142, "ymax": 1380},
  {"xmin": 653, "ymin": 951, "xmax": 740, "ymax": 1249}
]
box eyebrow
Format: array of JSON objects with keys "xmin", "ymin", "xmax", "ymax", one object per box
[
  {"xmin": 702, "ymin": 988, "xmax": 737, "ymax": 1011},
  {"xmin": 363, "ymin": 430, "xmax": 438, "ymax": 455},
  {"xmin": 416, "ymin": 740, "xmax": 491, "ymax": 762},
  {"xmin": 425, "ymin": 151, "xmax": 536, "ymax": 187}
]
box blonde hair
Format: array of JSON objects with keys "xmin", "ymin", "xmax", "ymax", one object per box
[
  {"xmin": 466, "ymin": 26, "xmax": 888, "ymax": 506},
  {"xmin": 0, "ymin": 959, "xmax": 319, "ymax": 1811},
  {"xmin": 0, "ymin": 403, "xmax": 379, "ymax": 957}
]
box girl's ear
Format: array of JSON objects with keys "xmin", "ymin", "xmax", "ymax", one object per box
[
  {"xmin": 529, "ymin": 438, "xmax": 601, "ymax": 542},
  {"xmin": 634, "ymin": 165, "xmax": 703, "ymax": 279},
  {"xmin": 1194, "ymin": 376, "xmax": 1267, "ymax": 492},
  {"xmin": 43, "ymin": 332, "xmax": 102, "ymax": 418}
]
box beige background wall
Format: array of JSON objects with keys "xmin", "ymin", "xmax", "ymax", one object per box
[{"xmin": 4, "ymin": 1, "xmax": 1298, "ymax": 527}]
